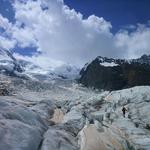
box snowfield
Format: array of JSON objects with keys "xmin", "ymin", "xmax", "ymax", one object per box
[
  {"xmin": 0, "ymin": 73, "xmax": 150, "ymax": 150},
  {"xmin": 100, "ymin": 62, "xmax": 119, "ymax": 67}
]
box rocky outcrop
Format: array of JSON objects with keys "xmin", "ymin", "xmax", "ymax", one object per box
[{"xmin": 79, "ymin": 55, "xmax": 150, "ymax": 90}]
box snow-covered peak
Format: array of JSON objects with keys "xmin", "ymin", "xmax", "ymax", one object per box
[
  {"xmin": 100, "ymin": 62, "xmax": 119, "ymax": 67},
  {"xmin": 132, "ymin": 54, "xmax": 150, "ymax": 65},
  {"xmin": 0, "ymin": 48, "xmax": 80, "ymax": 80},
  {"xmin": 84, "ymin": 54, "xmax": 150, "ymax": 70},
  {"xmin": 97, "ymin": 56, "xmax": 105, "ymax": 62},
  {"xmin": 80, "ymin": 55, "xmax": 150, "ymax": 90},
  {"xmin": 0, "ymin": 47, "xmax": 23, "ymax": 74},
  {"xmin": 96, "ymin": 56, "xmax": 120, "ymax": 67},
  {"xmin": 95, "ymin": 56, "xmax": 119, "ymax": 64},
  {"xmin": 17, "ymin": 59, "xmax": 80, "ymax": 80},
  {"xmin": 53, "ymin": 64, "xmax": 80, "ymax": 79}
]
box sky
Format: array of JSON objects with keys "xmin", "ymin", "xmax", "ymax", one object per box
[
  {"xmin": 64, "ymin": 0, "xmax": 150, "ymax": 33},
  {"xmin": 0, "ymin": 0, "xmax": 150, "ymax": 68}
]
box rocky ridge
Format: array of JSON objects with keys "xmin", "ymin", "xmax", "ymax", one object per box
[{"xmin": 79, "ymin": 55, "xmax": 150, "ymax": 90}]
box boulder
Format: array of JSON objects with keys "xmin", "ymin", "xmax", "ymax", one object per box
[
  {"xmin": 31, "ymin": 99, "xmax": 55, "ymax": 120},
  {"xmin": 41, "ymin": 127, "xmax": 79, "ymax": 150},
  {"xmin": 0, "ymin": 119, "xmax": 42, "ymax": 150},
  {"xmin": 62, "ymin": 108, "xmax": 85, "ymax": 135},
  {"xmin": 0, "ymin": 100, "xmax": 47, "ymax": 132}
]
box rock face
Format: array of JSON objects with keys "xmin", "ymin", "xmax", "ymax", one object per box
[{"xmin": 79, "ymin": 55, "xmax": 150, "ymax": 90}]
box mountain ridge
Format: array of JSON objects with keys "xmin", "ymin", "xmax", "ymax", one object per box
[
  {"xmin": 0, "ymin": 47, "xmax": 80, "ymax": 80},
  {"xmin": 0, "ymin": 47, "xmax": 23, "ymax": 75},
  {"xmin": 79, "ymin": 54, "xmax": 150, "ymax": 90}
]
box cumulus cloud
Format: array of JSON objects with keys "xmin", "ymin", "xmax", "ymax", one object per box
[
  {"xmin": 14, "ymin": 52, "xmax": 65, "ymax": 69},
  {"xmin": 12, "ymin": 0, "xmax": 113, "ymax": 65},
  {"xmin": 0, "ymin": 36, "xmax": 16, "ymax": 49},
  {"xmin": 0, "ymin": 14, "xmax": 16, "ymax": 49},
  {"xmin": 0, "ymin": 0, "xmax": 150, "ymax": 68},
  {"xmin": 0, "ymin": 14, "xmax": 12, "ymax": 30},
  {"xmin": 115, "ymin": 24, "xmax": 150, "ymax": 58}
]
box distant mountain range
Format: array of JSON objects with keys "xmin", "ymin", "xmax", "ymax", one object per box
[
  {"xmin": 79, "ymin": 55, "xmax": 150, "ymax": 90},
  {"xmin": 1, "ymin": 47, "xmax": 150, "ymax": 90},
  {"xmin": 0, "ymin": 47, "xmax": 80, "ymax": 80}
]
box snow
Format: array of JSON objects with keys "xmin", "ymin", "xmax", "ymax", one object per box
[
  {"xmin": 100, "ymin": 62, "xmax": 119, "ymax": 67},
  {"xmin": 98, "ymin": 57, "xmax": 104, "ymax": 62},
  {"xmin": 19, "ymin": 60, "xmax": 80, "ymax": 80},
  {"xmin": 0, "ymin": 48, "xmax": 15, "ymax": 71},
  {"xmin": 0, "ymin": 48, "xmax": 80, "ymax": 80},
  {"xmin": 0, "ymin": 62, "xmax": 14, "ymax": 72},
  {"xmin": 0, "ymin": 48, "xmax": 13, "ymax": 61},
  {"xmin": 53, "ymin": 64, "xmax": 80, "ymax": 79}
]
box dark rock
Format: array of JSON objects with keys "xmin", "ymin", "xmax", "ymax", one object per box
[
  {"xmin": 79, "ymin": 55, "xmax": 150, "ymax": 90},
  {"xmin": 145, "ymin": 124, "xmax": 150, "ymax": 130}
]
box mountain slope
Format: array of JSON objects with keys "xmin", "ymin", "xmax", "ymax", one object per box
[
  {"xmin": 79, "ymin": 55, "xmax": 150, "ymax": 90},
  {"xmin": 0, "ymin": 47, "xmax": 23, "ymax": 76},
  {"xmin": 0, "ymin": 48, "xmax": 80, "ymax": 80},
  {"xmin": 18, "ymin": 59, "xmax": 80, "ymax": 81}
]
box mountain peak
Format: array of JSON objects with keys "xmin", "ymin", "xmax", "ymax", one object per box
[
  {"xmin": 132, "ymin": 54, "xmax": 150, "ymax": 65},
  {"xmin": 79, "ymin": 54, "xmax": 150, "ymax": 90}
]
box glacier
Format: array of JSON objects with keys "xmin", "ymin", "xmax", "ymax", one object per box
[{"xmin": 0, "ymin": 48, "xmax": 150, "ymax": 150}]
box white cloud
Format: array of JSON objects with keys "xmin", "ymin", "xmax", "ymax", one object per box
[
  {"xmin": 14, "ymin": 52, "xmax": 65, "ymax": 69},
  {"xmin": 11, "ymin": 0, "xmax": 114, "ymax": 66},
  {"xmin": 0, "ymin": 36, "xmax": 16, "ymax": 49},
  {"xmin": 0, "ymin": 14, "xmax": 16, "ymax": 49},
  {"xmin": 0, "ymin": 14, "xmax": 12, "ymax": 30},
  {"xmin": 0, "ymin": 0, "xmax": 150, "ymax": 68},
  {"xmin": 12, "ymin": 26, "xmax": 37, "ymax": 48},
  {"xmin": 115, "ymin": 25, "xmax": 150, "ymax": 58}
]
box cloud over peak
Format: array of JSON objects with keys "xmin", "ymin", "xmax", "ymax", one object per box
[{"xmin": 0, "ymin": 0, "xmax": 150, "ymax": 68}]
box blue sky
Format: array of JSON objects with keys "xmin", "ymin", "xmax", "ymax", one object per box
[
  {"xmin": 0, "ymin": 0, "xmax": 36, "ymax": 55},
  {"xmin": 0, "ymin": 0, "xmax": 150, "ymax": 67},
  {"xmin": 0, "ymin": 0, "xmax": 14, "ymax": 22},
  {"xmin": 64, "ymin": 0, "xmax": 150, "ymax": 33}
]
